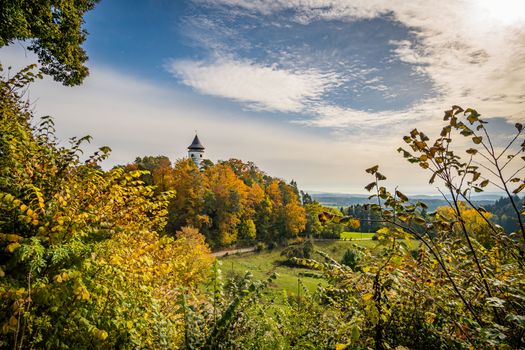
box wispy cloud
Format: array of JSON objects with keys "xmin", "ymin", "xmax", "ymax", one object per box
[
  {"xmin": 185, "ymin": 0, "xmax": 525, "ymax": 128},
  {"xmin": 167, "ymin": 58, "xmax": 340, "ymax": 112}
]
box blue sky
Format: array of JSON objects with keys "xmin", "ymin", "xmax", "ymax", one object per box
[{"xmin": 2, "ymin": 0, "xmax": 524, "ymax": 193}]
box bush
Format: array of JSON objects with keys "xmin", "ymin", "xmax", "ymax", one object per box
[
  {"xmin": 255, "ymin": 241, "xmax": 266, "ymax": 252},
  {"xmin": 0, "ymin": 67, "xmax": 214, "ymax": 349},
  {"xmin": 341, "ymin": 249, "xmax": 362, "ymax": 271},
  {"xmin": 280, "ymin": 240, "xmax": 314, "ymax": 260}
]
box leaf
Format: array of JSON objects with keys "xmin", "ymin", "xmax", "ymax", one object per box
[
  {"xmin": 440, "ymin": 126, "xmax": 451, "ymax": 137},
  {"xmin": 466, "ymin": 148, "xmax": 478, "ymax": 155},
  {"xmin": 480, "ymin": 179, "xmax": 489, "ymax": 187},
  {"xmin": 466, "ymin": 113, "xmax": 478, "ymax": 124},
  {"xmin": 395, "ymin": 190, "xmax": 408, "ymax": 202},
  {"xmin": 429, "ymin": 172, "xmax": 437, "ymax": 184},
  {"xmin": 6, "ymin": 242, "xmax": 21, "ymax": 253},
  {"xmin": 376, "ymin": 172, "xmax": 387, "ymax": 181},
  {"xmin": 513, "ymin": 183, "xmax": 525, "ymax": 194},
  {"xmin": 425, "ymin": 312, "xmax": 436, "ymax": 324},
  {"xmin": 460, "ymin": 129, "xmax": 474, "ymax": 136},
  {"xmin": 415, "ymin": 141, "xmax": 426, "ymax": 150},
  {"xmin": 413, "ymin": 216, "xmax": 426, "ymax": 225},
  {"xmin": 362, "ymin": 293, "xmax": 374, "ymax": 301},
  {"xmin": 365, "ymin": 165, "xmax": 379, "ymax": 174},
  {"xmin": 451, "ymin": 105, "xmax": 464, "ymax": 114},
  {"xmin": 516, "ymin": 123, "xmax": 523, "ymax": 132},
  {"xmin": 486, "ymin": 297, "xmax": 506, "ymax": 308},
  {"xmin": 365, "ymin": 182, "xmax": 375, "ymax": 192},
  {"xmin": 472, "ymin": 136, "xmax": 482, "ymax": 144},
  {"xmin": 351, "ymin": 325, "xmax": 360, "ymax": 341}
]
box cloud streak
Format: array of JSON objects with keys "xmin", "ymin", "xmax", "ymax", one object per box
[{"xmin": 168, "ymin": 58, "xmax": 340, "ymax": 112}]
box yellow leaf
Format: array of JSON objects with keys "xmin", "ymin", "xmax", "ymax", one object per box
[
  {"xmin": 362, "ymin": 293, "xmax": 374, "ymax": 302},
  {"xmin": 54, "ymin": 275, "xmax": 63, "ymax": 283},
  {"xmin": 425, "ymin": 312, "xmax": 436, "ymax": 324},
  {"xmin": 98, "ymin": 330, "xmax": 108, "ymax": 340},
  {"xmin": 6, "ymin": 242, "xmax": 21, "ymax": 253},
  {"xmin": 9, "ymin": 316, "xmax": 17, "ymax": 327},
  {"xmin": 335, "ymin": 344, "xmax": 348, "ymax": 350}
]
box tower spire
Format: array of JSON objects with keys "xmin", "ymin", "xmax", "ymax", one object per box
[{"xmin": 188, "ymin": 133, "xmax": 205, "ymax": 166}]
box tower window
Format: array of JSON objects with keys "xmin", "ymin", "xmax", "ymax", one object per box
[{"xmin": 200, "ymin": 154, "xmax": 203, "ymax": 158}]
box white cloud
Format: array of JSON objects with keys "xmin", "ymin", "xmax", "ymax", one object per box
[
  {"xmin": 195, "ymin": 0, "xmax": 525, "ymax": 126},
  {"xmin": 167, "ymin": 58, "xmax": 339, "ymax": 112}
]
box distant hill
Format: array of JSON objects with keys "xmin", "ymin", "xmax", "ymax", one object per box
[{"xmin": 311, "ymin": 192, "xmax": 503, "ymax": 212}]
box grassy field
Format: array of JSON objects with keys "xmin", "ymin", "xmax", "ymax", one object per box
[
  {"xmin": 219, "ymin": 240, "xmax": 379, "ymax": 295},
  {"xmin": 340, "ymin": 231, "xmax": 375, "ymax": 239}
]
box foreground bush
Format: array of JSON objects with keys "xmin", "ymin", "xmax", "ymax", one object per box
[{"xmin": 0, "ymin": 66, "xmax": 214, "ymax": 349}]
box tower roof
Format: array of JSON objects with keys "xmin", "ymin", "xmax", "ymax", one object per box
[{"xmin": 188, "ymin": 134, "xmax": 205, "ymax": 150}]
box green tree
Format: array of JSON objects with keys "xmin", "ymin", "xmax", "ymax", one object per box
[{"xmin": 0, "ymin": 0, "xmax": 99, "ymax": 86}]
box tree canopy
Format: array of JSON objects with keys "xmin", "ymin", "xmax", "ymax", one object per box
[{"xmin": 0, "ymin": 0, "xmax": 99, "ymax": 86}]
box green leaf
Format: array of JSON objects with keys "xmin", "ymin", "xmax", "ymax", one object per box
[
  {"xmin": 466, "ymin": 148, "xmax": 478, "ymax": 155},
  {"xmin": 466, "ymin": 113, "xmax": 478, "ymax": 124},
  {"xmin": 480, "ymin": 179, "xmax": 489, "ymax": 187},
  {"xmin": 365, "ymin": 182, "xmax": 376, "ymax": 192}
]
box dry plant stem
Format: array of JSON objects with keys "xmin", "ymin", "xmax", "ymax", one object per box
[{"xmin": 481, "ymin": 127, "xmax": 525, "ymax": 242}]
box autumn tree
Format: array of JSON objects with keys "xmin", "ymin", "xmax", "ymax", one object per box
[
  {"xmin": 436, "ymin": 202, "xmax": 494, "ymax": 247},
  {"xmin": 167, "ymin": 158, "xmax": 206, "ymax": 233},
  {"xmin": 202, "ymin": 163, "xmax": 250, "ymax": 246},
  {"xmin": 127, "ymin": 156, "xmax": 175, "ymax": 193}
]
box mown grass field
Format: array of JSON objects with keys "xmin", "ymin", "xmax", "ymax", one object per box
[
  {"xmin": 219, "ymin": 240, "xmax": 380, "ymax": 295},
  {"xmin": 340, "ymin": 231, "xmax": 376, "ymax": 239}
]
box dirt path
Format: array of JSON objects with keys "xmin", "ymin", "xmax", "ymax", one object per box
[{"xmin": 212, "ymin": 246, "xmax": 256, "ymax": 257}]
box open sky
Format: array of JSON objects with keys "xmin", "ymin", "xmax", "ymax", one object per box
[{"xmin": 2, "ymin": 0, "xmax": 525, "ymax": 194}]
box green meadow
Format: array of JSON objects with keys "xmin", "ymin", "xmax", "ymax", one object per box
[{"xmin": 219, "ymin": 240, "xmax": 380, "ymax": 295}]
